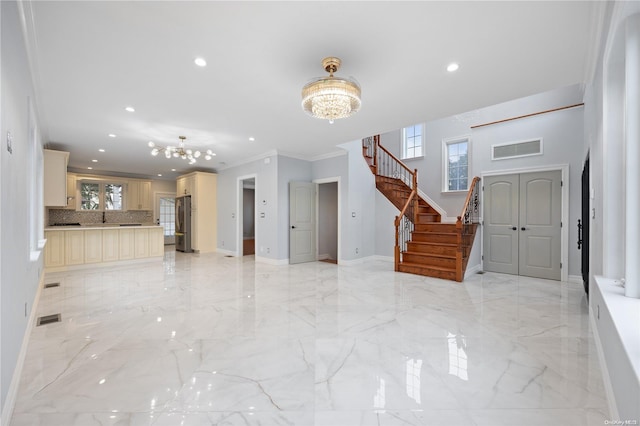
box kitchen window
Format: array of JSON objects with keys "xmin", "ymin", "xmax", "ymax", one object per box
[{"xmin": 80, "ymin": 182, "xmax": 123, "ymax": 210}]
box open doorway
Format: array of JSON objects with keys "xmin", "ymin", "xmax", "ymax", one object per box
[
  {"xmin": 237, "ymin": 176, "xmax": 256, "ymax": 256},
  {"xmin": 316, "ymin": 179, "xmax": 339, "ymax": 264},
  {"xmin": 155, "ymin": 192, "xmax": 176, "ymax": 245}
]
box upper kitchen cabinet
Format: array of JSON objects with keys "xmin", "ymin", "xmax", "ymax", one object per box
[
  {"xmin": 127, "ymin": 180, "xmax": 151, "ymax": 210},
  {"xmin": 65, "ymin": 173, "xmax": 77, "ymax": 209},
  {"xmin": 176, "ymin": 173, "xmax": 195, "ymax": 196},
  {"xmin": 43, "ymin": 149, "xmax": 70, "ymax": 206}
]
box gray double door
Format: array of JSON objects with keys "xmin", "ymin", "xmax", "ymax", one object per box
[{"xmin": 483, "ymin": 170, "xmax": 562, "ymax": 280}]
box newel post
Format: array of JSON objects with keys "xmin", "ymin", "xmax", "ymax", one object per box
[
  {"xmin": 394, "ymin": 215, "xmax": 400, "ymax": 271},
  {"xmin": 455, "ymin": 216, "xmax": 463, "ymax": 282}
]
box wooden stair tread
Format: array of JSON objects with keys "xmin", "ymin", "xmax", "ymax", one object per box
[
  {"xmin": 409, "ymin": 241, "xmax": 457, "ymax": 248},
  {"xmin": 399, "ymin": 262, "xmax": 455, "ymax": 272},
  {"xmin": 412, "ymin": 231, "xmax": 457, "ymax": 236},
  {"xmin": 404, "ymin": 251, "xmax": 456, "ymax": 260}
]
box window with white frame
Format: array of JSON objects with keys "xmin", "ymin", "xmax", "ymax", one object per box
[
  {"xmin": 443, "ymin": 137, "xmax": 469, "ymax": 192},
  {"xmin": 80, "ymin": 181, "xmax": 123, "ymax": 210},
  {"xmin": 402, "ymin": 124, "xmax": 423, "ymax": 159}
]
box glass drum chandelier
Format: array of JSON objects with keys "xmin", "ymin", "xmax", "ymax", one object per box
[
  {"xmin": 148, "ymin": 136, "xmax": 215, "ymax": 165},
  {"xmin": 301, "ymin": 57, "xmax": 361, "ymax": 123}
]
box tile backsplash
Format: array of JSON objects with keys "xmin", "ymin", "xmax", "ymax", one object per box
[{"xmin": 48, "ymin": 209, "xmax": 153, "ymax": 225}]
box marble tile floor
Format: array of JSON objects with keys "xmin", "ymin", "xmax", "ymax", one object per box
[{"xmin": 10, "ymin": 251, "xmax": 610, "ymax": 425}]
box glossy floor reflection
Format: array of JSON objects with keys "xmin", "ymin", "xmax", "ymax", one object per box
[{"xmin": 11, "ymin": 251, "xmax": 609, "ymax": 425}]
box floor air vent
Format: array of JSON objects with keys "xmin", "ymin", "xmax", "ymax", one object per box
[
  {"xmin": 44, "ymin": 282, "xmax": 60, "ymax": 289},
  {"xmin": 37, "ymin": 314, "xmax": 61, "ymax": 326}
]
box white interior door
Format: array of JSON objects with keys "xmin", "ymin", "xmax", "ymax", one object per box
[
  {"xmin": 483, "ymin": 174, "xmax": 519, "ymax": 274},
  {"xmin": 519, "ymin": 171, "xmax": 562, "ymax": 280},
  {"xmin": 155, "ymin": 192, "xmax": 176, "ymax": 245},
  {"xmin": 289, "ymin": 182, "xmax": 317, "ymax": 264},
  {"xmin": 483, "ymin": 171, "xmax": 561, "ymax": 280}
]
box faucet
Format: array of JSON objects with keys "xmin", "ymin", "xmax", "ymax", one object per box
[{"xmin": 102, "ymin": 211, "xmax": 106, "ymax": 223}]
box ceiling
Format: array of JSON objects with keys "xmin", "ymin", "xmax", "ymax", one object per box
[{"xmin": 23, "ymin": 1, "xmax": 599, "ymax": 180}]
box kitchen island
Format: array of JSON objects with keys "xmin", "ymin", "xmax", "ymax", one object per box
[{"xmin": 44, "ymin": 224, "xmax": 164, "ymax": 271}]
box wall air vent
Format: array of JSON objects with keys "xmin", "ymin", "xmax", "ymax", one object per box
[
  {"xmin": 37, "ymin": 313, "xmax": 61, "ymax": 326},
  {"xmin": 44, "ymin": 282, "xmax": 60, "ymax": 289},
  {"xmin": 492, "ymin": 138, "xmax": 543, "ymax": 160}
]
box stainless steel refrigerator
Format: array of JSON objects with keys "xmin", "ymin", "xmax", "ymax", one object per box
[{"xmin": 175, "ymin": 195, "xmax": 192, "ymax": 253}]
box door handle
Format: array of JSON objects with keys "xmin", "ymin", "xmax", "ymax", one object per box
[
  {"xmin": 291, "ymin": 225, "xmax": 296, "ymax": 229},
  {"xmin": 511, "ymin": 226, "xmax": 517, "ymax": 230},
  {"xmin": 577, "ymin": 219, "xmax": 583, "ymax": 250},
  {"xmin": 521, "ymin": 227, "xmax": 526, "ymax": 231}
]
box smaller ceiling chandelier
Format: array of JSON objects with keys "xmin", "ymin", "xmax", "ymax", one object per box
[
  {"xmin": 301, "ymin": 57, "xmax": 361, "ymax": 123},
  {"xmin": 148, "ymin": 136, "xmax": 215, "ymax": 165}
]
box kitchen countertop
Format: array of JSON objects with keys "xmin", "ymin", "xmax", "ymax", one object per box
[{"xmin": 45, "ymin": 224, "xmax": 161, "ymax": 230}]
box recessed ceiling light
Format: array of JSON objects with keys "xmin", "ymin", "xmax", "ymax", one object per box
[
  {"xmin": 447, "ymin": 63, "xmax": 459, "ymax": 72},
  {"xmin": 87, "ymin": 167, "xmax": 93, "ymax": 170},
  {"xmin": 248, "ymin": 137, "xmax": 255, "ymax": 142},
  {"xmin": 194, "ymin": 57, "xmax": 207, "ymax": 67},
  {"xmin": 92, "ymin": 159, "xmax": 98, "ymax": 163},
  {"xmin": 98, "ymin": 149, "xmax": 105, "ymax": 152},
  {"xmin": 108, "ymin": 133, "xmax": 117, "ymax": 138},
  {"xmin": 171, "ymin": 169, "xmax": 176, "ymax": 172},
  {"xmin": 157, "ymin": 174, "xmax": 162, "ymax": 177},
  {"xmin": 125, "ymin": 106, "xmax": 135, "ymax": 112}
]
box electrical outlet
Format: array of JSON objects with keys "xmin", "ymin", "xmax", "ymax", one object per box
[
  {"xmin": 266, "ymin": 248, "xmax": 270, "ymax": 253},
  {"xmin": 7, "ymin": 131, "xmax": 13, "ymax": 154},
  {"xmin": 355, "ymin": 248, "xmax": 359, "ymax": 254},
  {"xmin": 24, "ymin": 302, "xmax": 27, "ymax": 317},
  {"xmin": 597, "ymin": 304, "xmax": 600, "ymax": 320}
]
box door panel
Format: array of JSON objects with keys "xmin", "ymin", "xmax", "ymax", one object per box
[
  {"xmin": 484, "ymin": 171, "xmax": 562, "ymax": 280},
  {"xmin": 289, "ymin": 182, "xmax": 317, "ymax": 264},
  {"xmin": 519, "ymin": 171, "xmax": 561, "ymax": 280},
  {"xmin": 484, "ymin": 175, "xmax": 519, "ymax": 274}
]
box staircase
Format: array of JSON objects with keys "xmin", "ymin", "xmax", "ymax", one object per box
[{"xmin": 362, "ymin": 135, "xmax": 480, "ymax": 282}]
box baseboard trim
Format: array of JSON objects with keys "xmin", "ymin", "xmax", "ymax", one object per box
[
  {"xmin": 590, "ymin": 304, "xmax": 619, "ymax": 420},
  {"xmin": 568, "ymin": 274, "xmax": 582, "ymax": 284},
  {"xmin": 255, "ymin": 256, "xmax": 289, "ymax": 266},
  {"xmin": 1, "ymin": 272, "xmax": 45, "ymax": 425},
  {"xmin": 464, "ymin": 263, "xmax": 483, "ymax": 279},
  {"xmin": 216, "ymin": 248, "xmax": 236, "ymax": 257},
  {"xmin": 317, "ymin": 253, "xmax": 330, "ymax": 261}
]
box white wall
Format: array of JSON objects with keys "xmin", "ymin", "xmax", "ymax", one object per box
[
  {"xmin": 318, "ymin": 182, "xmax": 337, "ymax": 260},
  {"xmin": 1, "ymin": 0, "xmax": 45, "ymax": 414},
  {"xmin": 242, "ymin": 188, "xmax": 255, "ymax": 238},
  {"xmin": 584, "ymin": 1, "xmax": 640, "ymax": 420},
  {"xmin": 217, "ymin": 153, "xmax": 277, "ymax": 258}
]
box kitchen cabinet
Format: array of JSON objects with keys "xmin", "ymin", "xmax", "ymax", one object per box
[
  {"xmin": 65, "ymin": 230, "xmax": 85, "ymax": 265},
  {"xmin": 119, "ymin": 229, "xmax": 135, "ymax": 260},
  {"xmin": 102, "ymin": 229, "xmax": 119, "ymax": 262},
  {"xmin": 44, "ymin": 231, "xmax": 65, "ymax": 268},
  {"xmin": 44, "ymin": 226, "xmax": 163, "ymax": 270},
  {"xmin": 134, "ymin": 229, "xmax": 149, "ymax": 258},
  {"xmin": 66, "ymin": 173, "xmax": 77, "ymax": 209},
  {"xmin": 44, "ymin": 150, "xmax": 70, "ymax": 207},
  {"xmin": 176, "ymin": 171, "xmax": 217, "ymax": 253},
  {"xmin": 176, "ymin": 174, "xmax": 195, "ymax": 196},
  {"xmin": 149, "ymin": 227, "xmax": 164, "ymax": 257},
  {"xmin": 127, "ymin": 180, "xmax": 151, "ymax": 210},
  {"xmin": 84, "ymin": 230, "xmax": 103, "ymax": 264}
]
